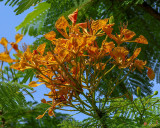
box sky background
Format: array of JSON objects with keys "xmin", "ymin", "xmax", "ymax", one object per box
[{"xmin": 0, "ymin": 1, "xmax": 159, "ymax": 122}]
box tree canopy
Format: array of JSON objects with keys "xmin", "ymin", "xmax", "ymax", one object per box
[
  {"xmin": 2, "ymin": 0, "xmax": 159, "ymax": 96},
  {"xmin": 0, "ymin": 0, "xmax": 160, "ymax": 127}
]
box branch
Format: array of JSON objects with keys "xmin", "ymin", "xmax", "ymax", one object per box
[
  {"xmin": 138, "ymin": 2, "xmax": 160, "ymax": 21},
  {"xmin": 0, "ymin": 110, "xmax": 5, "ymax": 127}
]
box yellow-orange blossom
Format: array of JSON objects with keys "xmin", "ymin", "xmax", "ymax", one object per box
[{"xmin": 0, "ymin": 9, "xmax": 155, "ymax": 119}]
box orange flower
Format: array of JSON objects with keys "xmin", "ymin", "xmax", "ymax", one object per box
[
  {"xmin": 71, "ymin": 65, "xmax": 80, "ymax": 76},
  {"xmin": 77, "ymin": 22, "xmax": 87, "ymax": 28},
  {"xmin": 121, "ymin": 29, "xmax": 135, "ymax": 41},
  {"xmin": 0, "ymin": 9, "xmax": 154, "ymax": 120},
  {"xmin": 36, "ymin": 94, "xmax": 67, "ymax": 119},
  {"xmin": 91, "ymin": 19, "xmax": 108, "ymax": 35},
  {"xmin": 0, "ymin": 34, "xmax": 23, "ymax": 63},
  {"xmin": 55, "ymin": 16, "xmax": 69, "ymax": 30},
  {"xmin": 87, "ymin": 46, "xmax": 99, "ymax": 56},
  {"xmin": 44, "ymin": 31, "xmax": 56, "ymax": 42},
  {"xmin": 96, "ymin": 63, "xmax": 106, "ymax": 70},
  {"xmin": 0, "ymin": 37, "xmax": 8, "ymax": 50},
  {"xmin": 10, "ymin": 57, "xmax": 30, "ymax": 71},
  {"xmin": 36, "ymin": 99, "xmax": 55, "ymax": 119},
  {"xmin": 134, "ymin": 35, "xmax": 148, "ymax": 44},
  {"xmin": 102, "ymin": 41, "xmax": 115, "ymax": 53},
  {"xmin": 146, "ymin": 67, "xmax": 155, "ymax": 80},
  {"xmin": 10, "ymin": 42, "xmax": 19, "ymax": 52},
  {"xmin": 15, "ymin": 33, "xmax": 23, "ymax": 43},
  {"xmin": 102, "ymin": 23, "xmax": 115, "ymax": 35},
  {"xmin": 48, "ymin": 107, "xmax": 55, "ymax": 116},
  {"xmin": 127, "ymin": 48, "xmax": 141, "ymax": 62},
  {"xmin": 55, "ymin": 16, "xmax": 69, "ymax": 38},
  {"xmin": 133, "ymin": 59, "xmax": 147, "ymax": 73},
  {"xmin": 29, "ymin": 81, "xmax": 43, "ymax": 87},
  {"xmin": 68, "ymin": 9, "xmax": 78, "ymax": 25},
  {"xmin": 110, "ymin": 47, "xmax": 129, "ymax": 68},
  {"xmin": 0, "ymin": 52, "xmax": 16, "ymax": 63},
  {"xmin": 36, "ymin": 43, "xmax": 46, "ymax": 55},
  {"xmin": 108, "ymin": 28, "xmax": 136, "ymax": 45}
]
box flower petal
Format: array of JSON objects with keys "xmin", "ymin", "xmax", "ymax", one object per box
[
  {"xmin": 68, "ymin": 9, "xmax": 78, "ymax": 24},
  {"xmin": 122, "ymin": 29, "xmax": 136, "ymax": 41},
  {"xmin": 55, "ymin": 16, "xmax": 69, "ymax": 30},
  {"xmin": 0, "ymin": 52, "xmax": 15, "ymax": 63},
  {"xmin": 15, "ymin": 33, "xmax": 23, "ymax": 43},
  {"xmin": 147, "ymin": 67, "xmax": 155, "ymax": 80},
  {"xmin": 41, "ymin": 99, "xmax": 47, "ymax": 103},
  {"xmin": 91, "ymin": 19, "xmax": 108, "ymax": 35},
  {"xmin": 29, "ymin": 81, "xmax": 39, "ymax": 87},
  {"xmin": 0, "ymin": 37, "xmax": 8, "ymax": 49},
  {"xmin": 96, "ymin": 63, "xmax": 106, "ymax": 70},
  {"xmin": 48, "ymin": 108, "xmax": 55, "ymax": 117},
  {"xmin": 102, "ymin": 24, "xmax": 114, "ymax": 35},
  {"xmin": 78, "ymin": 22, "xmax": 87, "ymax": 28},
  {"xmin": 36, "ymin": 115, "xmax": 44, "ymax": 119},
  {"xmin": 133, "ymin": 59, "xmax": 146, "ymax": 73},
  {"xmin": 127, "ymin": 48, "xmax": 141, "ymax": 61},
  {"xmin": 103, "ymin": 41, "xmax": 115, "ymax": 53},
  {"xmin": 44, "ymin": 31, "xmax": 56, "ymax": 41},
  {"xmin": 10, "ymin": 43, "xmax": 19, "ymax": 51},
  {"xmin": 37, "ymin": 43, "xmax": 46, "ymax": 55},
  {"xmin": 135, "ymin": 35, "xmax": 148, "ymax": 44}
]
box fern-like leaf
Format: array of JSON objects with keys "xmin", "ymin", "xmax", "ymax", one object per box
[
  {"xmin": 0, "ymin": 81, "xmax": 34, "ymax": 112},
  {"xmin": 16, "ymin": 2, "xmax": 51, "ymax": 35},
  {"xmin": 4, "ymin": 0, "xmax": 40, "ymax": 15}
]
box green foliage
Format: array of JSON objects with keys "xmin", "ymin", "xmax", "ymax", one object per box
[
  {"xmin": 0, "ymin": 65, "xmax": 73, "ymax": 127},
  {"xmin": 78, "ymin": 94, "xmax": 160, "ymax": 127},
  {"xmin": 0, "ymin": 64, "xmax": 35, "ymax": 84},
  {"xmin": 0, "ymin": 81, "xmax": 33, "ymax": 127},
  {"xmin": 0, "ymin": 81, "xmax": 33, "ymax": 110},
  {"xmin": 1, "ymin": 100, "xmax": 72, "ymax": 128},
  {"xmin": 20, "ymin": 69, "xmax": 35, "ymax": 84},
  {"xmin": 16, "ymin": 2, "xmax": 51, "ymax": 35},
  {"xmin": 15, "ymin": 0, "xmax": 94, "ymax": 37},
  {"xmin": 122, "ymin": 0, "xmax": 144, "ymax": 5},
  {"xmin": 58, "ymin": 119, "xmax": 82, "ymax": 128},
  {"xmin": 127, "ymin": 71, "xmax": 153, "ymax": 96},
  {"xmin": 109, "ymin": 96, "xmax": 160, "ymax": 127},
  {"xmin": 3, "ymin": 0, "xmax": 41, "ymax": 15},
  {"xmin": 80, "ymin": 118, "xmax": 97, "ymax": 127}
]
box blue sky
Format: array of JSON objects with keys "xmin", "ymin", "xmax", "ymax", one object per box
[{"xmin": 0, "ymin": 1, "xmax": 159, "ymax": 122}]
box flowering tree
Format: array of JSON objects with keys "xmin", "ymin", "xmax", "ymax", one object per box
[{"xmin": 0, "ymin": 9, "xmax": 156, "ymax": 127}]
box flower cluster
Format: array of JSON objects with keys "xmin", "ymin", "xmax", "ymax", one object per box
[{"xmin": 0, "ymin": 9, "xmax": 155, "ymax": 119}]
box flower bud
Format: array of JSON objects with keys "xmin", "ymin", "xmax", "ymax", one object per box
[
  {"xmin": 144, "ymin": 122, "xmax": 147, "ymax": 126},
  {"xmin": 137, "ymin": 87, "xmax": 141, "ymax": 96},
  {"xmin": 4, "ymin": 66, "xmax": 8, "ymax": 70},
  {"xmin": 33, "ymin": 50, "xmax": 38, "ymax": 55},
  {"xmin": 153, "ymin": 91, "xmax": 158, "ymax": 95}
]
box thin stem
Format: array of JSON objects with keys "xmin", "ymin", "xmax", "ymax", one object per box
[
  {"xmin": 131, "ymin": 99, "xmax": 143, "ymax": 124},
  {"xmin": 108, "ymin": 69, "xmax": 131, "ymax": 98},
  {"xmin": 95, "ymin": 64, "xmax": 116, "ymax": 90},
  {"xmin": 0, "ymin": 61, "xmax": 4, "ymax": 82},
  {"xmin": 69, "ymin": 102, "xmax": 93, "ymax": 117},
  {"xmin": 95, "ymin": 57, "xmax": 112, "ymax": 80}
]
